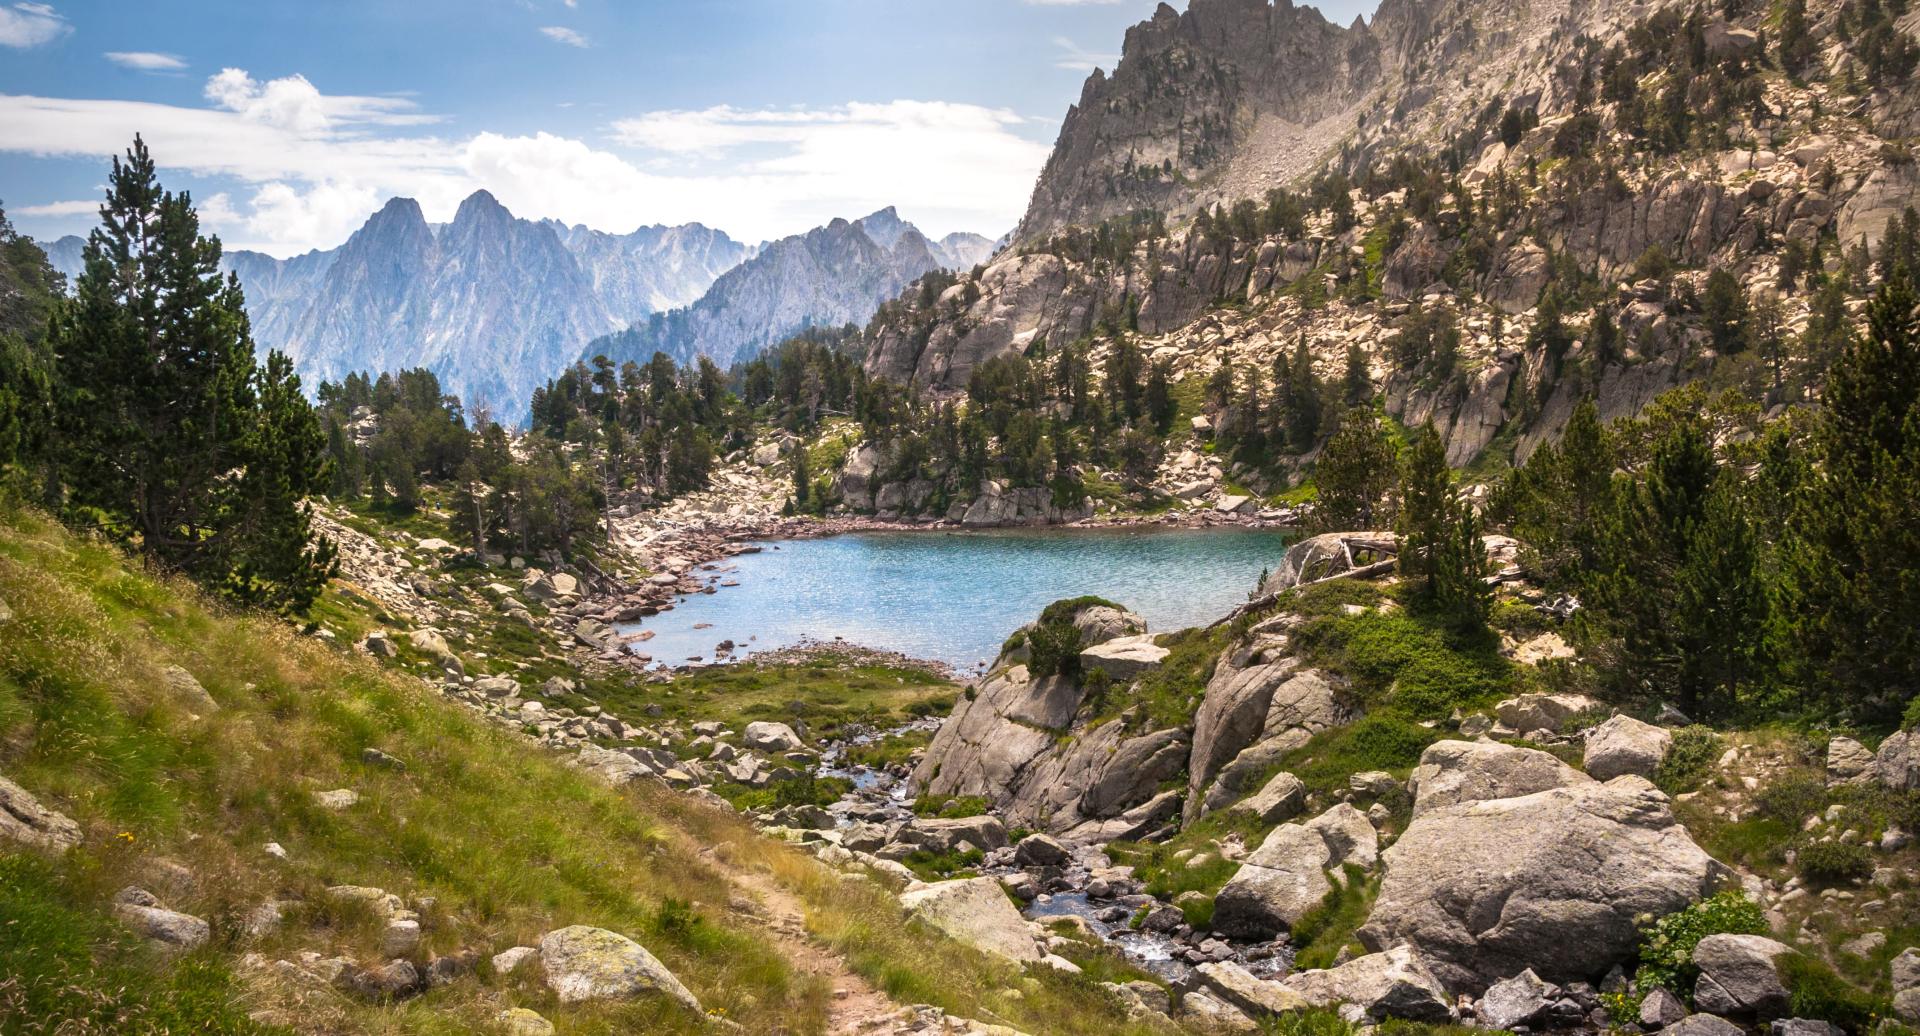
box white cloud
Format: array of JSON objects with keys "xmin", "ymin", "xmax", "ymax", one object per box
[
  {"xmin": 12, "ymin": 198, "xmax": 96, "ymax": 216},
  {"xmin": 1050, "ymin": 36, "xmax": 1117, "ymax": 72},
  {"xmin": 538, "ymin": 25, "xmax": 588, "ymax": 47},
  {"xmin": 0, "ymin": 2, "xmax": 70, "ymax": 48},
  {"xmin": 105, "ymin": 50, "xmax": 187, "ymax": 71},
  {"xmin": 0, "ymin": 71, "xmax": 1049, "ymax": 255}
]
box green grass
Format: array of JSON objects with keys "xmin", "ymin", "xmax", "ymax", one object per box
[
  {"xmin": 1105, "ymin": 623, "xmax": 1233, "ymax": 730},
  {"xmin": 912, "ymin": 794, "xmax": 992, "ymax": 819},
  {"xmin": 560, "ymin": 652, "xmax": 957, "ymax": 746},
  {"xmin": 1279, "ymin": 715, "xmax": 1442, "ymax": 798},
  {"xmin": 1288, "ymin": 864, "xmax": 1379, "ymax": 970}
]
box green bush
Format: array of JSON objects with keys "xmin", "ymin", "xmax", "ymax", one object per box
[
  {"xmin": 1634, "ymin": 890, "xmax": 1770, "ymax": 993},
  {"xmin": 1780, "ymin": 953, "xmax": 1890, "ymax": 1031},
  {"xmin": 1025, "ymin": 620, "xmax": 1084, "ymax": 680},
  {"xmin": 1263, "ymin": 1008, "xmax": 1362, "ymax": 1036},
  {"xmin": 1287, "ymin": 715, "xmax": 1442, "ymax": 796},
  {"xmin": 1653, "ymin": 726, "xmax": 1722, "ymax": 795},
  {"xmin": 912, "ymin": 795, "xmax": 991, "ymax": 819},
  {"xmin": 1393, "ymin": 649, "xmax": 1508, "ymax": 718},
  {"xmin": 1756, "ymin": 772, "xmax": 1831, "ymax": 827},
  {"xmin": 1796, "ymin": 840, "xmax": 1874, "ymax": 884}
]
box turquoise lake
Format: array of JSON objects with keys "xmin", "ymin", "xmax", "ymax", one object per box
[{"xmin": 619, "ymin": 527, "xmax": 1289, "ymax": 672}]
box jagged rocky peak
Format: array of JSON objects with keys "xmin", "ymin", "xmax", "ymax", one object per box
[{"xmin": 1016, "ymin": 0, "xmax": 1382, "ymax": 242}]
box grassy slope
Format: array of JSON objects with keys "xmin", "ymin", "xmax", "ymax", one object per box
[{"xmin": 0, "ymin": 504, "xmax": 1176, "ymax": 1036}]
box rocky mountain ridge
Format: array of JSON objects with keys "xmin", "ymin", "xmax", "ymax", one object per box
[{"xmin": 580, "ymin": 207, "xmax": 990, "ymax": 371}]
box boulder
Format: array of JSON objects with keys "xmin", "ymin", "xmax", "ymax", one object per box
[
  {"xmin": 1875, "ymin": 730, "xmax": 1920, "ymax": 791},
  {"xmin": 161, "ymin": 665, "xmax": 219, "ymax": 713},
  {"xmin": 1693, "ymin": 934, "xmax": 1792, "ymax": 1018},
  {"xmin": 409, "ymin": 629, "xmax": 463, "ymax": 674},
  {"xmin": 1477, "ymin": 968, "xmax": 1558, "ymax": 1030},
  {"xmin": 1827, "ymin": 737, "xmax": 1875, "ymax": 786},
  {"xmin": 1494, "ymin": 693, "xmax": 1601, "ymax": 734},
  {"xmin": 898, "ymin": 815, "xmax": 1008, "ymax": 853},
  {"xmin": 538, "ymin": 925, "xmax": 702, "ymax": 1012},
  {"xmin": 381, "ymin": 918, "xmax": 422, "ymax": 957},
  {"xmin": 1584, "ymin": 715, "xmax": 1674, "ymax": 780},
  {"xmin": 1661, "ymin": 1015, "xmax": 1746, "ymax": 1036},
  {"xmin": 313, "ymin": 788, "xmax": 360, "ymax": 810},
  {"xmin": 1014, "ymin": 833, "xmax": 1071, "ymax": 868},
  {"xmin": 1179, "ymin": 988, "xmax": 1259, "ymax": 1032},
  {"xmin": 1409, "ymin": 740, "xmax": 1590, "ymax": 818},
  {"xmin": 471, "ymin": 676, "xmax": 520, "ymax": 699},
  {"xmin": 1196, "ymin": 961, "xmax": 1312, "ymax": 1017},
  {"xmin": 1641, "ymin": 987, "xmax": 1689, "ymax": 1027},
  {"xmin": 1259, "ymin": 532, "xmax": 1397, "ymax": 595},
  {"xmin": 1231, "ymin": 771, "xmax": 1306, "ymax": 824},
  {"xmin": 1078, "ymin": 634, "xmax": 1168, "ymax": 682},
  {"xmin": 113, "ymin": 901, "xmax": 211, "ymax": 951},
  {"xmin": 1771, "ymin": 1022, "xmax": 1845, "ymax": 1036},
  {"xmin": 0, "ymin": 774, "xmax": 81, "ymax": 851},
  {"xmin": 1282, "ymin": 945, "xmax": 1455, "ymax": 1022},
  {"xmin": 1358, "ymin": 776, "xmax": 1729, "ymax": 994},
  {"xmin": 492, "ymin": 946, "xmax": 540, "ymax": 974},
  {"xmin": 899, "ymin": 877, "xmax": 1043, "ymax": 962},
  {"xmin": 1892, "ymin": 946, "xmax": 1920, "ymax": 991},
  {"xmin": 1187, "ymin": 663, "xmax": 1344, "ymax": 822},
  {"xmin": 743, "ymin": 722, "xmax": 804, "ymax": 753},
  {"xmin": 1213, "ymin": 804, "xmax": 1378, "ymax": 939},
  {"xmin": 1072, "ymin": 606, "xmax": 1146, "ymax": 647}
]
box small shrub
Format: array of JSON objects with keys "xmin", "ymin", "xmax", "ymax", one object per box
[
  {"xmin": 1634, "ymin": 890, "xmax": 1770, "ymax": 993},
  {"xmin": 1179, "ymin": 894, "xmax": 1215, "ymax": 930},
  {"xmin": 1756, "ymin": 773, "xmax": 1831, "ymax": 827},
  {"xmin": 1263, "ymin": 1007, "xmax": 1362, "ymax": 1036},
  {"xmin": 1796, "ymin": 840, "xmax": 1874, "ymax": 884},
  {"xmin": 1779, "ymin": 953, "xmax": 1890, "ymax": 1031},
  {"xmin": 1289, "ymin": 864, "xmax": 1378, "ymax": 970},
  {"xmin": 911, "ymin": 795, "xmax": 990, "ymax": 819},
  {"xmin": 1288, "ymin": 715, "xmax": 1442, "ymax": 795},
  {"xmin": 1393, "ymin": 650, "xmax": 1508, "ymax": 719},
  {"xmin": 1653, "ymin": 726, "xmax": 1722, "ymax": 795},
  {"xmin": 1025, "ymin": 621, "xmax": 1084, "ymax": 680}
]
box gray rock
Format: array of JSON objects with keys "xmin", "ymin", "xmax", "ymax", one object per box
[
  {"xmin": 1641, "ymin": 987, "xmax": 1689, "ymax": 1027},
  {"xmin": 498, "ymin": 1007, "xmax": 555, "ymax": 1035},
  {"xmin": 1014, "ymin": 832, "xmax": 1071, "ymax": 868},
  {"xmin": 1660, "ymin": 1014, "xmax": 1745, "ymax": 1036},
  {"xmin": 114, "ymin": 901, "xmax": 211, "ymax": 951},
  {"xmin": 1282, "ymin": 945, "xmax": 1455, "ymax": 1022},
  {"xmin": 381, "ymin": 918, "xmax": 422, "ymax": 957},
  {"xmin": 1827, "ymin": 737, "xmax": 1875, "ymax": 785},
  {"xmin": 362, "ymin": 747, "xmax": 406, "ymax": 770},
  {"xmin": 492, "ymin": 945, "xmax": 540, "ymax": 974},
  {"xmin": 1584, "ymin": 714, "xmax": 1674, "ymax": 780},
  {"xmin": 1477, "ymin": 968, "xmax": 1558, "ymax": 1029},
  {"xmin": 1693, "ymin": 933, "xmax": 1793, "ymax": 1018},
  {"xmin": 1213, "ymin": 803, "xmax": 1377, "ymax": 939},
  {"xmin": 538, "ymin": 925, "xmax": 702, "ymax": 1011},
  {"xmin": 1196, "ymin": 960, "xmax": 1312, "ymax": 1017},
  {"xmin": 1493, "ymin": 693, "xmax": 1600, "ymax": 734},
  {"xmin": 1187, "ymin": 663, "xmax": 1344, "ymax": 823},
  {"xmin": 1771, "ymin": 1020, "xmax": 1847, "ymax": 1036},
  {"xmin": 1359, "ymin": 776, "xmax": 1728, "ymax": 994},
  {"xmin": 897, "ymin": 815, "xmax": 1008, "ymax": 853},
  {"xmin": 1078, "ymin": 634, "xmax": 1168, "ymax": 682},
  {"xmin": 471, "ymin": 676, "xmax": 520, "ymax": 698},
  {"xmin": 1892, "ymin": 946, "xmax": 1920, "ymax": 991},
  {"xmin": 1408, "ymin": 739, "xmax": 1589, "ymax": 818},
  {"xmin": 313, "ymin": 788, "xmax": 359, "ymax": 810},
  {"xmin": 1072, "ymin": 606, "xmax": 1147, "ymax": 647},
  {"xmin": 0, "ymin": 774, "xmax": 81, "ymax": 851},
  {"xmin": 899, "ymin": 877, "xmax": 1043, "ymax": 962},
  {"xmin": 161, "ymin": 665, "xmax": 219, "ymax": 713},
  {"xmin": 1231, "ymin": 771, "xmax": 1306, "ymax": 824},
  {"xmin": 742, "ymin": 721, "xmax": 804, "ymax": 752},
  {"xmin": 1876, "ymin": 730, "xmax": 1920, "ymax": 791}
]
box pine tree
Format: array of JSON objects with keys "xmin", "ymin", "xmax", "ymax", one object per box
[
  {"xmin": 1498, "ymin": 398, "xmax": 1616, "ymax": 589},
  {"xmin": 1702, "ymin": 267, "xmax": 1751, "ymax": 354},
  {"xmin": 1285, "ymin": 335, "xmax": 1323, "ymax": 452},
  {"xmin": 1313, "ymin": 407, "xmax": 1397, "ymax": 531},
  {"xmin": 1145, "ymin": 359, "xmax": 1176, "ymax": 434},
  {"xmin": 1342, "ymin": 344, "xmax": 1372, "ymax": 406},
  {"xmin": 47, "ymin": 137, "xmax": 337, "ymax": 613},
  {"xmin": 1397, "ymin": 425, "xmax": 1452, "ymax": 598},
  {"xmin": 1786, "ymin": 269, "xmax": 1920, "ymax": 724}
]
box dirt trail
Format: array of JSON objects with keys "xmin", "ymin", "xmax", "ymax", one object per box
[{"xmin": 711, "ymin": 853, "xmax": 913, "ymax": 1036}]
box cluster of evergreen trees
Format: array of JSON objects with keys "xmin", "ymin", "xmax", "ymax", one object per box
[
  {"xmin": 1493, "ymin": 269, "xmax": 1920, "ymax": 726},
  {"xmin": 0, "ymin": 139, "xmax": 336, "ymax": 614}
]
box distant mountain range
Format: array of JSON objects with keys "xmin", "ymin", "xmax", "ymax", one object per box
[
  {"xmin": 579, "ymin": 207, "xmax": 994, "ymax": 371},
  {"xmin": 38, "ymin": 194, "xmax": 993, "ymax": 417}
]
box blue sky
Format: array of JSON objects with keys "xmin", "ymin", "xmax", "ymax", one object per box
[{"xmin": 0, "ymin": 0, "xmax": 1378, "ymax": 256}]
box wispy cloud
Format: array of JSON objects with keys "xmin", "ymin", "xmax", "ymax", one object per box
[
  {"xmin": 0, "ymin": 2, "xmax": 71, "ymax": 48},
  {"xmin": 12, "ymin": 198, "xmax": 97, "ymax": 217},
  {"xmin": 0, "ymin": 71, "xmax": 1048, "ymax": 255},
  {"xmin": 105, "ymin": 50, "xmax": 187, "ymax": 72},
  {"xmin": 1050, "ymin": 36, "xmax": 1117, "ymax": 72},
  {"xmin": 538, "ymin": 25, "xmax": 588, "ymax": 47}
]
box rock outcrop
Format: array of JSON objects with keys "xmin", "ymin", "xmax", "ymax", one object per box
[
  {"xmin": 899, "ymin": 877, "xmax": 1045, "ymax": 963},
  {"xmin": 0, "ymin": 774, "xmax": 81, "ymax": 851},
  {"xmin": 1213, "ymin": 803, "xmax": 1378, "ymax": 939},
  {"xmin": 538, "ymin": 925, "xmax": 701, "ymax": 1012},
  {"xmin": 1360, "ymin": 769, "xmax": 1729, "ymax": 994}
]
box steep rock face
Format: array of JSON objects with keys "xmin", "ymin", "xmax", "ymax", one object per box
[
  {"xmin": 545, "ymin": 220, "xmax": 751, "ymax": 318},
  {"xmin": 586, "ymin": 209, "xmax": 966, "ymax": 370},
  {"xmin": 1016, "ymin": 0, "xmax": 1379, "ymax": 242}
]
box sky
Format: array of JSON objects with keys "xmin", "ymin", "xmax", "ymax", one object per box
[{"xmin": 0, "ymin": 0, "xmax": 1377, "ymax": 257}]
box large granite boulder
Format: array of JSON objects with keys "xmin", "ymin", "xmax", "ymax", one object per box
[
  {"xmin": 1359, "ymin": 775, "xmax": 1729, "ymax": 994},
  {"xmin": 1494, "ymin": 693, "xmax": 1602, "ymax": 734},
  {"xmin": 1213, "ymin": 804, "xmax": 1378, "ymax": 939},
  {"xmin": 895, "ymin": 816, "xmax": 1009, "ymax": 853},
  {"xmin": 1258, "ymin": 532, "xmax": 1398, "ymax": 596},
  {"xmin": 1072, "ymin": 606, "xmax": 1146, "ymax": 647},
  {"xmin": 538, "ymin": 925, "xmax": 701, "ymax": 1011},
  {"xmin": 899, "ymin": 877, "xmax": 1043, "ymax": 962},
  {"xmin": 1584, "ymin": 715, "xmax": 1674, "ymax": 780},
  {"xmin": 1187, "ymin": 662, "xmax": 1344, "ymax": 822},
  {"xmin": 742, "ymin": 722, "xmax": 804, "ymax": 753},
  {"xmin": 1876, "ymin": 729, "xmax": 1920, "ymax": 791},
  {"xmin": 1408, "ymin": 739, "xmax": 1590, "ymax": 818},
  {"xmin": 1281, "ymin": 945, "xmax": 1455, "ymax": 1022},
  {"xmin": 1693, "ymin": 934, "xmax": 1793, "ymax": 1018},
  {"xmin": 1196, "ymin": 961, "xmax": 1312, "ymax": 1017},
  {"xmin": 1231, "ymin": 771, "xmax": 1307, "ymax": 824},
  {"xmin": 1079, "ymin": 634, "xmax": 1169, "ymax": 682}
]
